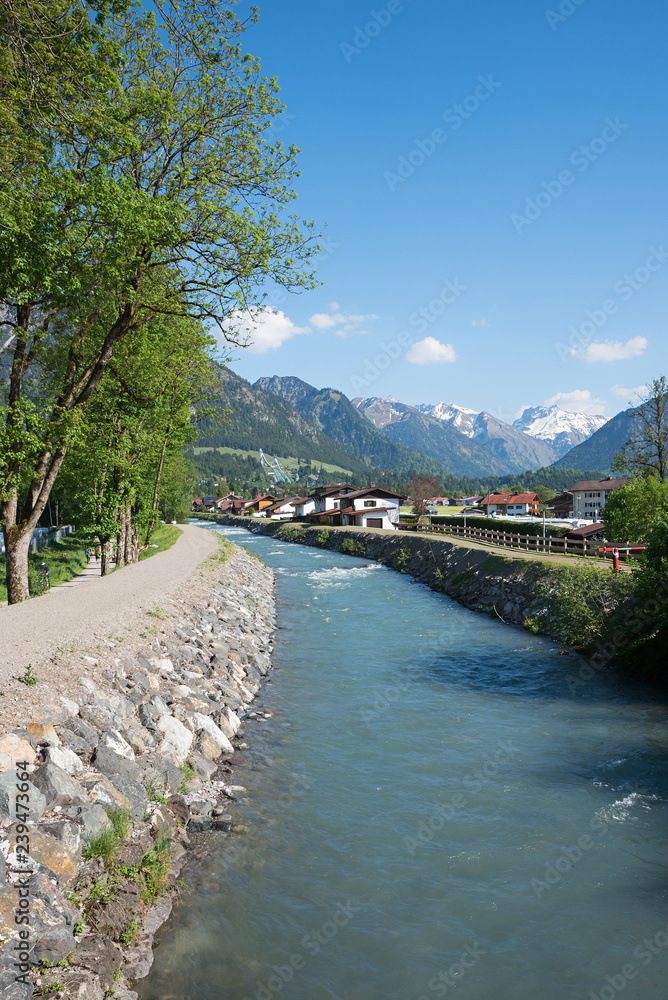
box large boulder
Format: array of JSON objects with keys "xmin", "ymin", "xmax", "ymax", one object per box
[
  {"xmin": 156, "ymin": 715, "xmax": 193, "ymax": 763},
  {"xmin": 0, "ymin": 771, "xmax": 46, "ymax": 822},
  {"xmin": 193, "ymin": 713, "xmax": 234, "ymax": 755},
  {"xmin": 30, "ymin": 762, "xmax": 89, "ymax": 809},
  {"xmin": 44, "ymin": 744, "xmax": 84, "ymax": 776},
  {"xmin": 70, "ymin": 934, "xmax": 123, "ymax": 989},
  {"xmin": 0, "ymin": 735, "xmax": 36, "ymax": 774}
]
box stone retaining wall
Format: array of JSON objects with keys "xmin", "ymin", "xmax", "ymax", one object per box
[{"xmin": 0, "ymin": 542, "xmax": 275, "ymax": 1000}]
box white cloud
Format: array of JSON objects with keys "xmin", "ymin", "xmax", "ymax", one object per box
[
  {"xmin": 406, "ymin": 337, "xmax": 457, "ymax": 365},
  {"xmin": 223, "ymin": 308, "xmax": 310, "ymax": 354},
  {"xmin": 308, "ymin": 308, "xmax": 379, "ymax": 336},
  {"xmin": 543, "ymin": 389, "xmax": 607, "ymax": 415},
  {"xmin": 471, "ymin": 317, "xmax": 489, "ymax": 327},
  {"xmin": 611, "ymin": 383, "xmax": 648, "ymax": 399},
  {"xmin": 575, "ymin": 336, "xmax": 648, "ymax": 363}
]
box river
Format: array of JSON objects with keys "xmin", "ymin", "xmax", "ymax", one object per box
[{"xmin": 138, "ymin": 524, "xmax": 668, "ymax": 1000}]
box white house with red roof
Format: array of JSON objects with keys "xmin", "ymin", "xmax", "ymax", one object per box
[{"xmin": 480, "ymin": 491, "xmax": 540, "ymax": 516}]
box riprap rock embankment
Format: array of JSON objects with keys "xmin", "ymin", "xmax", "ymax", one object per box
[{"xmin": 0, "ymin": 542, "xmax": 274, "ymax": 1000}]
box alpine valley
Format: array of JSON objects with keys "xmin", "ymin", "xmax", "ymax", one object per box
[{"xmin": 191, "ymin": 367, "xmax": 633, "ymax": 488}]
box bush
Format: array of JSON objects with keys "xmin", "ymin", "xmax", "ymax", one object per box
[
  {"xmin": 315, "ymin": 528, "xmax": 330, "ymax": 547},
  {"xmin": 341, "ymin": 537, "xmax": 365, "ymax": 557},
  {"xmin": 527, "ymin": 564, "xmax": 633, "ymax": 652},
  {"xmin": 428, "ymin": 514, "xmax": 570, "ymax": 538}
]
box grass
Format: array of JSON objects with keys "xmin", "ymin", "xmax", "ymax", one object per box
[
  {"xmin": 178, "ymin": 760, "xmax": 195, "ymax": 793},
  {"xmin": 192, "ymin": 445, "xmax": 352, "ymax": 476},
  {"xmin": 139, "ymin": 523, "xmax": 183, "ymax": 560},
  {"xmin": 0, "ymin": 534, "xmax": 87, "ymax": 602},
  {"xmin": 82, "ymin": 825, "xmax": 119, "ymax": 865}
]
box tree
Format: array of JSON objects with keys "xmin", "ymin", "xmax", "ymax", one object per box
[
  {"xmin": 408, "ymin": 475, "xmax": 442, "ymax": 518},
  {"xmin": 602, "ymin": 476, "xmax": 668, "ymax": 543},
  {"xmin": 612, "ymin": 377, "xmax": 668, "ymax": 481},
  {"xmin": 533, "ymin": 484, "xmax": 557, "ymax": 503},
  {"xmin": 0, "ymin": 1, "xmax": 318, "ymax": 602}
]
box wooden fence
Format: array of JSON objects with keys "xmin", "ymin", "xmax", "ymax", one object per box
[{"xmin": 398, "ymin": 521, "xmax": 636, "ymax": 562}]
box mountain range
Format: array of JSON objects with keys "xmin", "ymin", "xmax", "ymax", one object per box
[
  {"xmin": 353, "ymin": 396, "xmax": 607, "ymax": 474},
  {"xmin": 194, "ymin": 368, "xmax": 633, "ymax": 485}
]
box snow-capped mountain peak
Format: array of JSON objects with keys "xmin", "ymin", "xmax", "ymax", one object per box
[
  {"xmin": 414, "ymin": 401, "xmax": 480, "ymax": 438},
  {"xmin": 513, "ymin": 405, "xmax": 606, "ymax": 453}
]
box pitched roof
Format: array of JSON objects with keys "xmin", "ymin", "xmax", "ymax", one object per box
[
  {"xmin": 566, "ymin": 522, "xmax": 606, "ymax": 538},
  {"xmin": 341, "ymin": 505, "xmax": 396, "ymax": 515},
  {"xmin": 344, "ymin": 487, "xmax": 406, "ymax": 500},
  {"xmin": 569, "ymin": 478, "xmax": 629, "ymax": 491}
]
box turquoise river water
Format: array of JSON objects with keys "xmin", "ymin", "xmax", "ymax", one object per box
[{"xmin": 138, "ymin": 524, "xmax": 668, "ymax": 1000}]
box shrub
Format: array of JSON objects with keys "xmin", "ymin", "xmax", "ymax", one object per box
[
  {"xmin": 82, "ymin": 825, "xmax": 119, "ymax": 866},
  {"xmin": 341, "ymin": 538, "xmax": 365, "ymax": 557},
  {"xmin": 316, "ymin": 529, "xmax": 330, "ymax": 547}
]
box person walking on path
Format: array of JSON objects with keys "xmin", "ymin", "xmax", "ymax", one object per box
[
  {"xmin": 85, "ymin": 548, "xmax": 91, "ymax": 565},
  {"xmin": 94, "ymin": 545, "xmax": 100, "ymax": 562}
]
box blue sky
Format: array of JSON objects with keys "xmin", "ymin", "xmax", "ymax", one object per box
[{"xmin": 221, "ymin": 0, "xmax": 668, "ymax": 424}]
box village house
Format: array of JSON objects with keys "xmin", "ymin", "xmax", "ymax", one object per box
[
  {"xmin": 568, "ymin": 476, "xmax": 629, "ymax": 518},
  {"xmin": 290, "ymin": 496, "xmax": 316, "ymax": 518},
  {"xmin": 479, "ymin": 491, "xmax": 540, "ymax": 516},
  {"xmin": 264, "ymin": 496, "xmax": 304, "ymax": 520},
  {"xmin": 303, "ymin": 484, "xmax": 359, "ymax": 524},
  {"xmin": 339, "ymin": 487, "xmax": 406, "ymax": 530},
  {"xmin": 545, "ymin": 492, "xmax": 574, "ymax": 518},
  {"xmin": 302, "ymin": 484, "xmax": 405, "ymax": 529},
  {"xmin": 243, "ymin": 493, "xmax": 277, "ymax": 515}
]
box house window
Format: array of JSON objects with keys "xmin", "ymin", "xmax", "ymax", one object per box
[{"xmin": 364, "ymin": 500, "xmax": 376, "ymax": 507}]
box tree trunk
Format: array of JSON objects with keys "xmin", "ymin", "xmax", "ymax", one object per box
[
  {"xmin": 101, "ymin": 540, "xmax": 112, "ymax": 576},
  {"xmin": 124, "ymin": 501, "xmax": 134, "ymax": 565},
  {"xmin": 2, "ymin": 523, "xmax": 33, "ymax": 603}
]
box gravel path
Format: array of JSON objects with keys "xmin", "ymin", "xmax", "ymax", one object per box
[{"xmin": 0, "ymin": 523, "xmax": 222, "ymax": 728}]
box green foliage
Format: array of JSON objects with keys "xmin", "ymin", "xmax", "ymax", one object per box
[
  {"xmin": 278, "ymin": 525, "xmax": 307, "ymax": 542},
  {"xmin": 526, "ymin": 565, "xmax": 633, "ymax": 652},
  {"xmin": 34, "ymin": 983, "xmax": 67, "ymax": 996},
  {"xmin": 139, "ymin": 834, "xmax": 173, "ymax": 904},
  {"xmin": 0, "ymin": 535, "xmax": 87, "ymax": 603},
  {"xmin": 428, "ymin": 514, "xmax": 569, "ymax": 538},
  {"xmin": 17, "ymin": 663, "xmax": 38, "ymax": 686},
  {"xmin": 178, "ymin": 760, "xmax": 195, "ymax": 793},
  {"xmin": 108, "ymin": 807, "xmax": 130, "ymax": 841},
  {"xmin": 614, "ymin": 518, "xmax": 668, "ymax": 678},
  {"xmin": 612, "ymin": 376, "xmax": 668, "ymax": 481},
  {"xmin": 316, "ymin": 529, "xmax": 330, "ymax": 547},
  {"xmin": 341, "ymin": 537, "xmax": 365, "ymax": 557},
  {"xmin": 603, "ymin": 476, "xmax": 668, "ymax": 543},
  {"xmin": 145, "ymin": 777, "xmax": 168, "ymax": 806},
  {"xmin": 533, "ymin": 484, "xmax": 557, "ymax": 502},
  {"xmin": 82, "ymin": 825, "xmax": 119, "ymax": 866},
  {"xmin": 138, "ymin": 524, "xmax": 182, "ymax": 561},
  {"xmin": 396, "ymin": 547, "xmax": 410, "ymax": 570}
]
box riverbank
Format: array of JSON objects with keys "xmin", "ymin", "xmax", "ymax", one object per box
[
  {"xmin": 0, "ymin": 538, "xmax": 276, "ymax": 999},
  {"xmin": 212, "ymin": 516, "xmax": 633, "ymax": 660}
]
